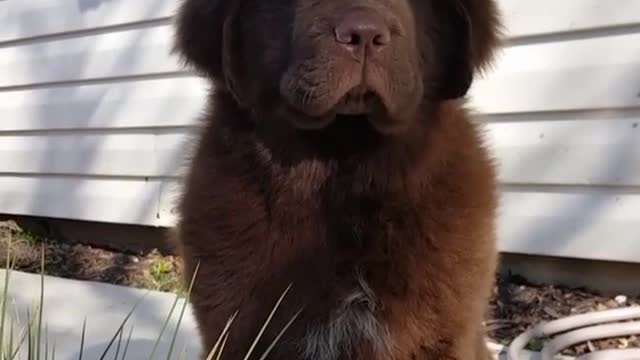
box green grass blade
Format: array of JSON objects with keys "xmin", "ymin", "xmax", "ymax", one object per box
[
  {"xmin": 214, "ymin": 332, "xmax": 230, "ymax": 360},
  {"xmin": 258, "ymin": 308, "xmax": 303, "ymax": 360},
  {"xmin": 11, "ymin": 299, "xmax": 20, "ymax": 328},
  {"xmin": 78, "ymin": 317, "xmax": 87, "ymax": 360},
  {"xmin": 179, "ymin": 344, "xmax": 188, "ymax": 360},
  {"xmin": 147, "ymin": 294, "xmax": 181, "ymax": 360},
  {"xmin": 44, "ymin": 325, "xmax": 49, "ymax": 360},
  {"xmin": 36, "ymin": 245, "xmax": 45, "ymax": 360},
  {"xmin": 120, "ymin": 326, "xmax": 134, "ymax": 360},
  {"xmin": 6, "ymin": 317, "xmax": 14, "ymax": 360},
  {"xmin": 204, "ymin": 311, "xmax": 239, "ymax": 360},
  {"xmin": 114, "ymin": 322, "xmax": 124, "ymax": 360},
  {"xmin": 27, "ymin": 309, "xmax": 33, "ymax": 360},
  {"xmin": 98, "ymin": 292, "xmax": 149, "ymax": 360},
  {"xmin": 1, "ymin": 238, "xmax": 12, "ymax": 358},
  {"xmin": 165, "ymin": 262, "xmax": 200, "ymax": 360},
  {"xmin": 242, "ymin": 283, "xmax": 293, "ymax": 360},
  {"xmin": 9, "ymin": 324, "xmax": 29, "ymax": 360}
]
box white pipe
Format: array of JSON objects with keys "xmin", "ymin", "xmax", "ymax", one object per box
[
  {"xmin": 507, "ymin": 306, "xmax": 640, "ymax": 360},
  {"xmin": 575, "ymin": 349, "xmax": 640, "ymax": 360},
  {"xmin": 541, "ymin": 322, "xmax": 640, "ymax": 360}
]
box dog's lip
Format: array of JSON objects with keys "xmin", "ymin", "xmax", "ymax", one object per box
[
  {"xmin": 282, "ymin": 103, "xmax": 337, "ymax": 130},
  {"xmin": 283, "ymin": 86, "xmax": 382, "ymax": 118},
  {"xmin": 282, "ymin": 85, "xmax": 401, "ymax": 131},
  {"xmin": 333, "ymin": 89, "xmax": 377, "ymax": 115}
]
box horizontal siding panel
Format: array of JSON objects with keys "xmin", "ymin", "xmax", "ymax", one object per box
[
  {"xmin": 0, "ymin": 0, "xmax": 176, "ymax": 43},
  {"xmin": 0, "ymin": 133, "xmax": 156, "ymax": 176},
  {"xmin": 0, "ymin": 129, "xmax": 195, "ymax": 177},
  {"xmin": 470, "ymin": 64, "xmax": 640, "ymax": 113},
  {"xmin": 486, "ymin": 116, "xmax": 640, "ymax": 186},
  {"xmin": 499, "ymin": 188, "xmax": 640, "ymax": 263},
  {"xmin": 0, "ymin": 176, "xmax": 160, "ymax": 226},
  {"xmin": 155, "ymin": 132, "xmax": 199, "ymax": 179},
  {"xmin": 139, "ymin": 116, "xmax": 640, "ymax": 185},
  {"xmin": 470, "ymin": 33, "xmax": 640, "ymax": 113},
  {"xmin": 3, "ymin": 0, "xmax": 638, "ymax": 44},
  {"xmin": 158, "ymin": 180, "xmax": 181, "ymax": 227},
  {"xmin": 490, "ymin": 34, "xmax": 640, "ymax": 73},
  {"xmin": 13, "ymin": 116, "xmax": 635, "ymax": 181},
  {"xmin": 0, "ymin": 25, "xmax": 179, "ymax": 88},
  {"xmin": 0, "ymin": 77, "xmax": 207, "ymax": 131},
  {"xmin": 158, "ymin": 182, "xmax": 640, "ymax": 263},
  {"xmin": 499, "ymin": 0, "xmax": 640, "ymax": 38}
]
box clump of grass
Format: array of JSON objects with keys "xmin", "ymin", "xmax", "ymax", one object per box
[
  {"xmin": 132, "ymin": 250, "xmax": 182, "ymax": 293},
  {"xmin": 0, "ymin": 234, "xmax": 301, "ymax": 360},
  {"xmin": 148, "ymin": 257, "xmax": 180, "ymax": 292},
  {"xmin": 0, "ymin": 221, "xmax": 45, "ymax": 248},
  {"xmin": 13, "ymin": 232, "xmax": 44, "ymax": 248}
]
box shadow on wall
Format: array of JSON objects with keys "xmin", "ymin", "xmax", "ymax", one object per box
[
  {"xmin": 481, "ymin": 28, "xmax": 640, "ymax": 260},
  {"xmin": 7, "ymin": 1, "xmax": 640, "ymax": 258},
  {"xmin": 7, "ymin": 0, "xmax": 178, "ymax": 226},
  {"xmin": 77, "ymin": 0, "xmax": 116, "ymax": 12},
  {"xmin": 498, "ymin": 121, "xmax": 637, "ymax": 256}
]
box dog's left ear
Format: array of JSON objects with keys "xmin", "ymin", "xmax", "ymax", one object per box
[
  {"xmin": 172, "ymin": 0, "xmax": 231, "ymax": 80},
  {"xmin": 434, "ymin": 0, "xmax": 502, "ymax": 100},
  {"xmin": 173, "ymin": 0, "xmax": 248, "ymax": 106}
]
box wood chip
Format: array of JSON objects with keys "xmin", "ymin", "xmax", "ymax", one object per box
[{"xmin": 543, "ymin": 306, "xmax": 561, "ymax": 319}]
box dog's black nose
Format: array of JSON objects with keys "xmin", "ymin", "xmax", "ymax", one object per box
[{"xmin": 334, "ymin": 9, "xmax": 390, "ymax": 56}]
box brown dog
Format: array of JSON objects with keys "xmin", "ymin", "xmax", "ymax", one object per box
[{"xmin": 172, "ymin": 0, "xmax": 502, "ymax": 359}]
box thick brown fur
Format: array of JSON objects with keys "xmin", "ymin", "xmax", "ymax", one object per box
[{"xmin": 172, "ymin": 0, "xmax": 503, "ymax": 359}]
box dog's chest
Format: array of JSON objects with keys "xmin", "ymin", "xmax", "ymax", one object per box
[{"xmin": 266, "ymin": 165, "xmax": 419, "ymax": 295}]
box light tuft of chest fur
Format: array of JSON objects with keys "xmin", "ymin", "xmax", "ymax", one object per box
[{"xmin": 301, "ymin": 275, "xmax": 392, "ymax": 360}]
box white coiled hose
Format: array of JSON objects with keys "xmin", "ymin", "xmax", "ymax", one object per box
[{"xmin": 506, "ymin": 306, "xmax": 640, "ymax": 360}]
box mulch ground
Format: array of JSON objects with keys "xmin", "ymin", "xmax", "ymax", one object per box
[
  {"xmin": 0, "ymin": 220, "xmax": 182, "ymax": 292},
  {"xmin": 489, "ymin": 273, "xmax": 640, "ymax": 355},
  {"xmin": 1, "ymin": 220, "xmax": 639, "ymax": 357}
]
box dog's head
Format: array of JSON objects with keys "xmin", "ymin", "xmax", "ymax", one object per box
[{"xmin": 174, "ymin": 0, "xmax": 501, "ymax": 133}]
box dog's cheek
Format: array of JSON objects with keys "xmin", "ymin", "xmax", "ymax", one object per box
[
  {"xmin": 236, "ymin": 8, "xmax": 295, "ymax": 100},
  {"xmin": 249, "ymin": 4, "xmax": 294, "ymax": 71}
]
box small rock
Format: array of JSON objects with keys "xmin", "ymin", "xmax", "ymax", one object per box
[
  {"xmin": 619, "ymin": 338, "xmax": 629, "ymax": 348},
  {"xmin": 129, "ymin": 256, "xmax": 140, "ymax": 264},
  {"xmin": 615, "ymin": 295, "xmax": 628, "ymax": 305},
  {"xmin": 606, "ymin": 299, "xmax": 620, "ymax": 308}
]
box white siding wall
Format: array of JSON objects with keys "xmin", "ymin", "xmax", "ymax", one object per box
[{"xmin": 1, "ymin": 1, "xmax": 639, "ymax": 263}]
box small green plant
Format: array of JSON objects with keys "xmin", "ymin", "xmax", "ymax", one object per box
[
  {"xmin": 0, "ymin": 221, "xmax": 45, "ymax": 248},
  {"xmin": 14, "ymin": 232, "xmax": 44, "ymax": 248},
  {"xmin": 131, "ymin": 251, "xmax": 182, "ymax": 293},
  {"xmin": 0, "ymin": 235, "xmax": 301, "ymax": 360},
  {"xmin": 149, "ymin": 258, "xmax": 178, "ymax": 291}
]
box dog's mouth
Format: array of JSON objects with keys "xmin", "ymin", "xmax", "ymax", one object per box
[
  {"xmin": 282, "ymin": 87, "xmax": 406, "ymax": 134},
  {"xmin": 281, "ymin": 85, "xmax": 389, "ymax": 129},
  {"xmin": 333, "ymin": 88, "xmax": 380, "ymax": 115}
]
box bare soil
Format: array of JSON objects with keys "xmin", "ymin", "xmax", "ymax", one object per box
[{"xmin": 1, "ymin": 220, "xmax": 639, "ymax": 356}]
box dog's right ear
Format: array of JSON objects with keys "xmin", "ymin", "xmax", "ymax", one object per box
[{"xmin": 173, "ymin": 0, "xmax": 229, "ymax": 79}]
